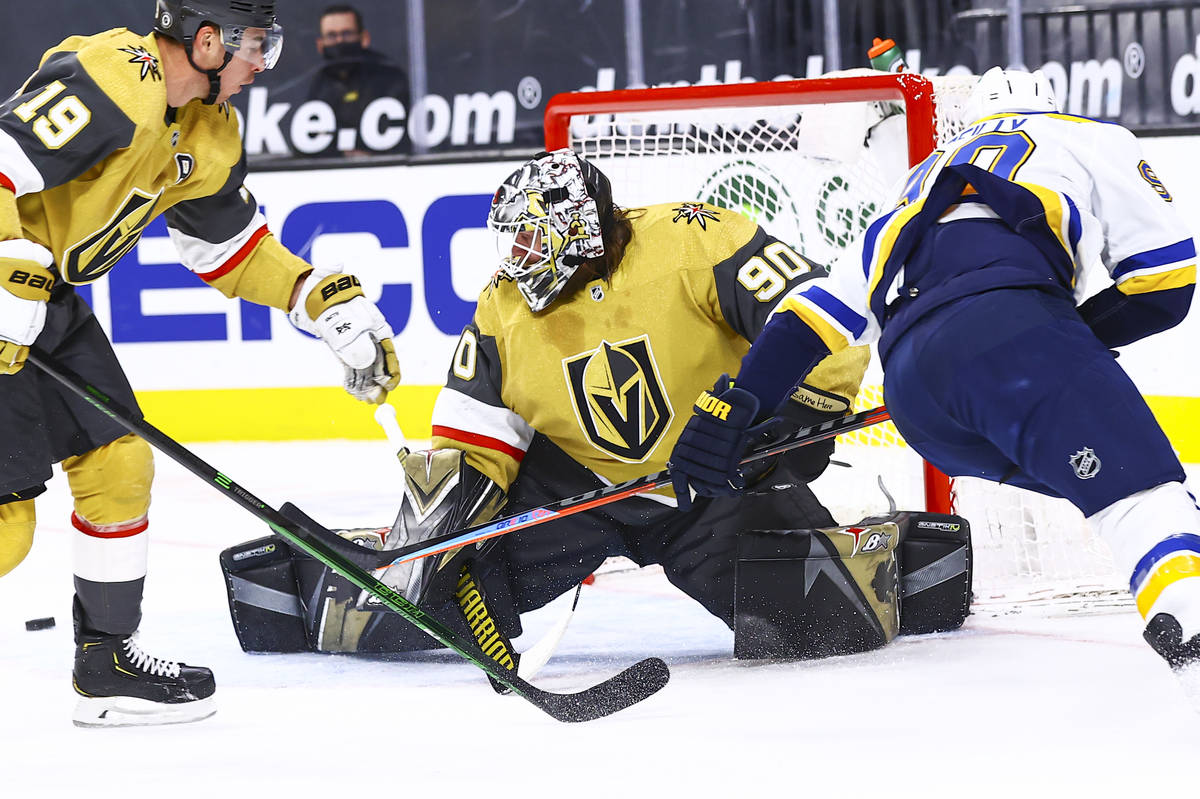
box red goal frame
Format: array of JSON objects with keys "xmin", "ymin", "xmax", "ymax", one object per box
[{"xmin": 542, "ymin": 72, "xmax": 954, "ymax": 516}]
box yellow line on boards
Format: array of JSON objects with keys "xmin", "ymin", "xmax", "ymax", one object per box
[
  {"xmin": 134, "ymin": 386, "xmax": 1199, "ymax": 463},
  {"xmin": 1145, "ymin": 395, "xmax": 1199, "ymax": 463},
  {"xmin": 134, "ymin": 385, "xmax": 441, "ymax": 442}
]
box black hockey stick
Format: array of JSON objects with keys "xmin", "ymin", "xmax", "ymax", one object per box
[
  {"xmin": 298, "ymin": 405, "xmax": 893, "ymax": 574},
  {"xmin": 27, "ymin": 348, "xmax": 669, "ymax": 723}
]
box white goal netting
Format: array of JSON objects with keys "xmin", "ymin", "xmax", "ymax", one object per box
[{"xmin": 552, "ymin": 72, "xmax": 1127, "ymax": 614}]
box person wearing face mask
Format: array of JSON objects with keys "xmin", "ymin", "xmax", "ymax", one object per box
[{"xmin": 307, "ymin": 4, "xmax": 410, "ymax": 156}]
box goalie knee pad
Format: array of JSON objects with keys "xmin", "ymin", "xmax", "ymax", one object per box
[
  {"xmin": 734, "ymin": 523, "xmax": 901, "ymax": 659},
  {"xmin": 63, "ymin": 434, "xmax": 154, "ymax": 527},
  {"xmin": 733, "ymin": 511, "xmax": 972, "ymax": 659},
  {"xmin": 0, "ymin": 499, "xmax": 35, "ymax": 577}
]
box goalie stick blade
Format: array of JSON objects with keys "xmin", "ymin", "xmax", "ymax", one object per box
[
  {"xmin": 522, "ymin": 656, "xmax": 670, "ymax": 723},
  {"xmin": 278, "ymin": 502, "xmax": 386, "ymax": 572}
]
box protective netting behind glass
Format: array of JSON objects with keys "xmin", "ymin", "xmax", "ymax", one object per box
[{"xmin": 553, "ymin": 72, "xmax": 1127, "ymax": 612}]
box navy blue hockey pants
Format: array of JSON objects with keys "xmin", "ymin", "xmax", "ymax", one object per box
[{"xmin": 882, "ymin": 287, "xmax": 1185, "ymax": 517}]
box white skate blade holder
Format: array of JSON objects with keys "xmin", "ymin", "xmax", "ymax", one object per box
[{"xmin": 73, "ymin": 695, "xmax": 216, "ymax": 728}]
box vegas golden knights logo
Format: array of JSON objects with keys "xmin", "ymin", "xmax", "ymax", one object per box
[
  {"xmin": 62, "ymin": 188, "xmax": 162, "ymax": 283},
  {"xmin": 564, "ymin": 336, "xmax": 673, "ymax": 462}
]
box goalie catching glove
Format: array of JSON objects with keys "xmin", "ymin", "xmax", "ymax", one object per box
[
  {"xmin": 0, "ymin": 239, "xmax": 56, "ymax": 375},
  {"xmin": 288, "ymin": 266, "xmax": 401, "ymax": 403}
]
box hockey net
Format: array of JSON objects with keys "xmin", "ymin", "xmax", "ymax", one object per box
[{"xmin": 546, "ymin": 71, "xmax": 1128, "ymax": 614}]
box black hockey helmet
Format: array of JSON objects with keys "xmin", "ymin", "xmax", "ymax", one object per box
[{"xmin": 153, "ymin": 1, "xmax": 283, "ymax": 103}]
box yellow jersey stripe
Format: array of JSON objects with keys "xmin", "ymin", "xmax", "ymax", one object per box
[
  {"xmin": 867, "ymin": 201, "xmax": 925, "ymax": 303},
  {"xmin": 1117, "ymin": 264, "xmax": 1197, "ymax": 295},
  {"xmin": 1015, "ymin": 181, "xmax": 1072, "ymax": 277},
  {"xmin": 1135, "ymin": 553, "xmax": 1200, "ymax": 618},
  {"xmin": 775, "ymin": 297, "xmax": 852, "ymax": 353}
]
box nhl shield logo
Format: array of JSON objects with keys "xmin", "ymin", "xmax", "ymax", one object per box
[{"xmin": 1069, "ymin": 447, "xmax": 1101, "ymax": 479}]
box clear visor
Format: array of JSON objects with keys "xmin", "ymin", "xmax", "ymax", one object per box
[
  {"xmin": 222, "ymin": 23, "xmax": 284, "ymax": 70},
  {"xmin": 489, "ymin": 216, "xmax": 552, "ymax": 279}
]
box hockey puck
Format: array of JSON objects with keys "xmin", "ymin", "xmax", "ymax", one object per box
[{"xmin": 25, "ymin": 617, "xmax": 55, "ymax": 632}]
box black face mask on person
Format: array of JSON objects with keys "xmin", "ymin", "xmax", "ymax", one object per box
[{"xmin": 323, "ymin": 40, "xmax": 365, "ymax": 61}]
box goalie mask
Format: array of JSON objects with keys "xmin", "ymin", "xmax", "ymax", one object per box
[{"xmin": 488, "ymin": 149, "xmax": 609, "ymax": 312}]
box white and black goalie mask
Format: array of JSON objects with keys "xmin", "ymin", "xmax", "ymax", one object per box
[{"xmin": 487, "ymin": 149, "xmax": 606, "ymax": 312}]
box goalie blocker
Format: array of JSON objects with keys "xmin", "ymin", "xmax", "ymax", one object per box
[{"xmin": 218, "ymin": 509, "xmax": 969, "ymax": 658}]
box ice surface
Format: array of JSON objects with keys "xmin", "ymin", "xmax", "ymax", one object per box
[{"xmin": 2, "ymin": 441, "xmax": 1197, "ymax": 798}]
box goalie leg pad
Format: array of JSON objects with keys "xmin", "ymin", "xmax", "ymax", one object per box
[
  {"xmin": 734, "ymin": 523, "xmax": 900, "ymax": 660},
  {"xmin": 219, "ymin": 536, "xmax": 309, "ymax": 653}
]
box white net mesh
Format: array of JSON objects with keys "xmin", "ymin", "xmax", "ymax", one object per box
[{"xmin": 556, "ymin": 72, "xmax": 1127, "ymax": 613}]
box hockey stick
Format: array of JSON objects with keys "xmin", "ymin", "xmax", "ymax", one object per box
[
  {"xmin": 372, "ymin": 401, "xmax": 581, "ymax": 682},
  {"xmin": 300, "ymin": 405, "xmax": 893, "ymax": 574},
  {"xmin": 27, "ymin": 348, "xmax": 669, "ymax": 723}
]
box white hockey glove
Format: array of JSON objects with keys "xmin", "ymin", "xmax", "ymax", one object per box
[
  {"xmin": 288, "ymin": 266, "xmax": 401, "ymax": 403},
  {"xmin": 0, "ymin": 240, "xmax": 56, "ymax": 375}
]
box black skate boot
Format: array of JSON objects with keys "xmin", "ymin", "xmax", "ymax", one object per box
[
  {"xmin": 73, "ymin": 631, "xmax": 216, "ymax": 728},
  {"xmin": 1144, "ymin": 612, "xmax": 1200, "ymax": 713},
  {"xmin": 1145, "ymin": 612, "xmax": 1200, "ymax": 668}
]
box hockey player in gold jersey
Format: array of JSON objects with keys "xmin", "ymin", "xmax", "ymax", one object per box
[{"xmin": 0, "ymin": 1, "xmax": 400, "ymax": 727}]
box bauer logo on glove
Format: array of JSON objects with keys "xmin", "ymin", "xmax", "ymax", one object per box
[
  {"xmin": 288, "ymin": 266, "xmax": 402, "ymax": 404},
  {"xmin": 318, "ymin": 274, "xmax": 362, "ymax": 303},
  {"xmin": 6, "ymin": 268, "xmax": 55, "ymax": 296},
  {"xmin": 0, "ymin": 239, "xmax": 57, "ymax": 375}
]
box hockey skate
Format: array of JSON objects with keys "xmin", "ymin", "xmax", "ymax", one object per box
[
  {"xmin": 72, "ymin": 632, "xmax": 216, "ymax": 728},
  {"xmin": 1144, "ymin": 613, "xmax": 1200, "ymax": 714}
]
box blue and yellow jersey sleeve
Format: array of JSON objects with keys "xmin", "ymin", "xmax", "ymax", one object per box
[
  {"xmin": 1090, "ymin": 123, "xmax": 1196, "ymax": 296},
  {"xmin": 1075, "ymin": 122, "xmax": 1195, "ymax": 346},
  {"xmin": 771, "ymin": 212, "xmax": 888, "ymax": 355}
]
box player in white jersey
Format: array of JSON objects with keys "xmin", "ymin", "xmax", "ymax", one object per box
[
  {"xmin": 670, "ymin": 67, "xmax": 1200, "ymax": 706},
  {"xmin": 0, "ymin": 0, "xmax": 400, "ymax": 726}
]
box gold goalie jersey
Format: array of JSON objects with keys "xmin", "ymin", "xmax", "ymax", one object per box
[
  {"xmin": 432, "ymin": 201, "xmax": 870, "ymax": 499},
  {"xmin": 0, "ymin": 29, "xmax": 308, "ymax": 308}
]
